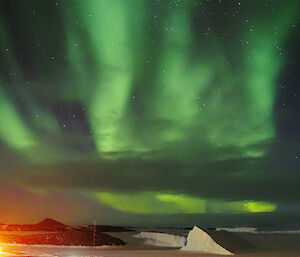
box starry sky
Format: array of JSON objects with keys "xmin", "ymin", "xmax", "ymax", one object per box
[{"xmin": 0, "ymin": 0, "xmax": 300, "ymax": 227}]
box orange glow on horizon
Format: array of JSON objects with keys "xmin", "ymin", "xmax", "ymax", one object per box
[{"xmin": 0, "ymin": 247, "xmax": 9, "ymax": 255}]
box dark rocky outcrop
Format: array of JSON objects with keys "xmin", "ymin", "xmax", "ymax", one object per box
[
  {"xmin": 0, "ymin": 218, "xmax": 128, "ymax": 246},
  {"xmin": 88, "ymin": 225, "xmax": 134, "ymax": 232},
  {"xmin": 0, "ymin": 228, "xmax": 125, "ymax": 246},
  {"xmin": 2, "ymin": 218, "xmax": 67, "ymax": 231},
  {"xmin": 0, "ymin": 218, "xmax": 133, "ymax": 232}
]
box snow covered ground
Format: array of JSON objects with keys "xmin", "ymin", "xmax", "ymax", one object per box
[
  {"xmin": 0, "ymin": 244, "xmax": 117, "ymax": 257},
  {"xmin": 0, "ymin": 243, "xmax": 201, "ymax": 257}
]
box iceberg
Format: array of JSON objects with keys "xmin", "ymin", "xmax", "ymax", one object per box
[
  {"xmin": 181, "ymin": 226, "xmax": 233, "ymax": 255},
  {"xmin": 216, "ymin": 227, "xmax": 257, "ymax": 233},
  {"xmin": 133, "ymin": 232, "xmax": 186, "ymax": 248}
]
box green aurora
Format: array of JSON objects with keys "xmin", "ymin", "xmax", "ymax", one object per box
[{"xmin": 0, "ymin": 0, "xmax": 299, "ymax": 224}]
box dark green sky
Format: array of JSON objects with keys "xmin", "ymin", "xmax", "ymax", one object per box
[{"xmin": 0, "ymin": 0, "xmax": 300, "ymax": 227}]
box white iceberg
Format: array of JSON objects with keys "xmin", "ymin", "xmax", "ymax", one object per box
[
  {"xmin": 133, "ymin": 232, "xmax": 186, "ymax": 247},
  {"xmin": 216, "ymin": 227, "xmax": 257, "ymax": 233},
  {"xmin": 258, "ymin": 230, "xmax": 300, "ymax": 234},
  {"xmin": 181, "ymin": 226, "xmax": 233, "ymax": 255}
]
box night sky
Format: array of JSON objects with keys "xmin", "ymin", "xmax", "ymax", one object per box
[{"xmin": 0, "ymin": 0, "xmax": 300, "ymax": 227}]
